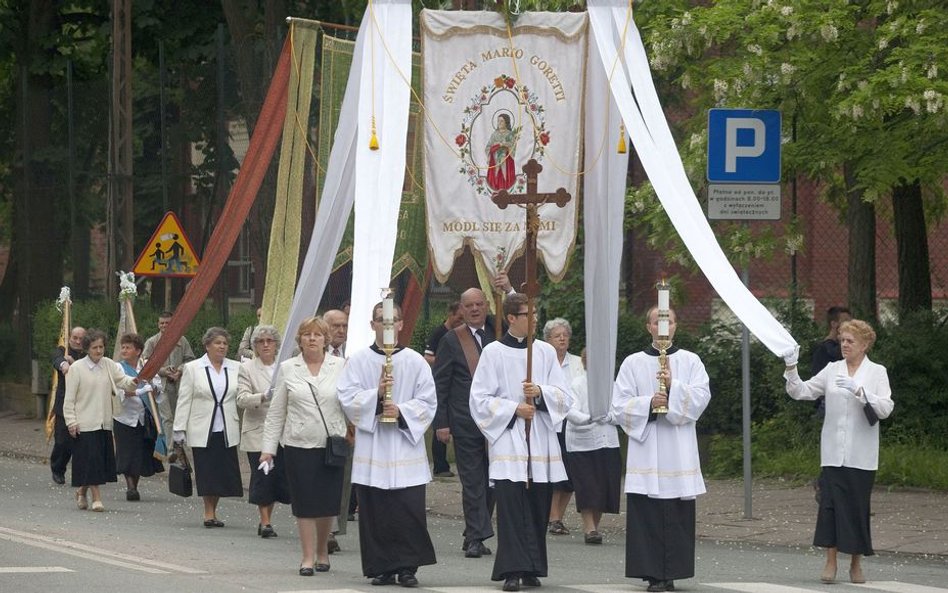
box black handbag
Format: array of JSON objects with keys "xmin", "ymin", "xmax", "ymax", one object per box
[
  {"xmin": 863, "ymin": 402, "xmax": 880, "ymax": 426},
  {"xmin": 168, "ymin": 444, "xmax": 193, "ymax": 497},
  {"xmin": 308, "ymin": 384, "xmax": 350, "ymax": 467}
]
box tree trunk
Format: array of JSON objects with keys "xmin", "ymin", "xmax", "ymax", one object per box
[
  {"xmin": 892, "ymin": 179, "xmax": 931, "ymax": 319},
  {"xmin": 844, "ymin": 163, "xmax": 877, "ymax": 324}
]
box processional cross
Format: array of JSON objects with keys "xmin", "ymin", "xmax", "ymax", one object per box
[{"xmin": 491, "ymin": 158, "xmax": 571, "ymax": 482}]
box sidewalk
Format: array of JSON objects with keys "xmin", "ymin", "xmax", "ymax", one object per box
[{"xmin": 3, "ymin": 410, "xmax": 946, "ymax": 557}]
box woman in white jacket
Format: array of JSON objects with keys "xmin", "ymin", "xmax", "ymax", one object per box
[
  {"xmin": 173, "ymin": 327, "xmax": 243, "ymax": 528},
  {"xmin": 261, "ymin": 316, "xmax": 347, "ymax": 576},
  {"xmin": 64, "ymin": 329, "xmax": 139, "ymax": 512},
  {"xmin": 237, "ymin": 325, "xmax": 290, "ymax": 538},
  {"xmin": 783, "ymin": 319, "xmax": 894, "ymax": 585}
]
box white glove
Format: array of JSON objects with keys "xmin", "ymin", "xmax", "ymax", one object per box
[
  {"xmin": 173, "ymin": 431, "xmax": 187, "ymax": 445},
  {"xmin": 593, "ymin": 412, "xmax": 615, "ymax": 425},
  {"xmin": 835, "ymin": 375, "xmax": 859, "ymax": 395},
  {"xmin": 257, "ymin": 459, "xmax": 274, "ymax": 475},
  {"xmin": 782, "ymin": 345, "xmax": 800, "ymax": 367}
]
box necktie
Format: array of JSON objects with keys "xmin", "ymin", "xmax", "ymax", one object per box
[
  {"xmin": 475, "ymin": 328, "xmax": 486, "ymax": 352},
  {"xmin": 333, "ymin": 348, "xmax": 342, "ymax": 358}
]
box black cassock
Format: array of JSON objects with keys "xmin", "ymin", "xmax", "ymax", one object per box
[
  {"xmin": 625, "ymin": 494, "xmax": 696, "ymax": 581},
  {"xmin": 491, "ymin": 480, "xmax": 553, "ymax": 581},
  {"xmin": 356, "ymin": 484, "xmax": 436, "ymax": 578}
]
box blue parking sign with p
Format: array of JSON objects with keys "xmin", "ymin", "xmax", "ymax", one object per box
[{"xmin": 707, "ymin": 109, "xmax": 781, "ymax": 183}]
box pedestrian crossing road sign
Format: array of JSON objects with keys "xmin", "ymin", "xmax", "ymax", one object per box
[{"xmin": 132, "ymin": 212, "xmax": 201, "ymax": 278}]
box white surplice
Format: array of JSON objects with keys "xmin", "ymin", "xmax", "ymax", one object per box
[
  {"xmin": 337, "ymin": 346, "xmax": 436, "ymax": 489},
  {"xmin": 470, "ymin": 336, "xmax": 574, "ymax": 483},
  {"xmin": 611, "ymin": 347, "xmax": 711, "ymax": 499}
]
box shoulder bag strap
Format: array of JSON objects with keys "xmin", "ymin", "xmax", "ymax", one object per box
[
  {"xmin": 454, "ymin": 326, "xmax": 480, "ymax": 377},
  {"xmin": 307, "ymin": 383, "xmax": 331, "ymax": 435}
]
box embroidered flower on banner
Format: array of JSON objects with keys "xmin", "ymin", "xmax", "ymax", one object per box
[{"xmin": 457, "ymin": 74, "xmax": 549, "ymax": 197}]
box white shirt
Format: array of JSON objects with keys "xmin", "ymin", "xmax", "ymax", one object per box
[
  {"xmin": 337, "ymin": 346, "xmax": 437, "ymax": 490},
  {"xmin": 612, "ymin": 348, "xmax": 711, "ymax": 499},
  {"xmin": 785, "ymin": 357, "xmax": 893, "ymax": 470}
]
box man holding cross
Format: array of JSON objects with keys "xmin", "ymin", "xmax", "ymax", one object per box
[{"xmin": 469, "ymin": 293, "xmax": 574, "ymax": 592}]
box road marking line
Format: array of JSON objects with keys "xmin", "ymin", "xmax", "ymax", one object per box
[
  {"xmin": 859, "ymin": 582, "xmax": 948, "ymax": 593},
  {"xmin": 0, "ymin": 527, "xmax": 205, "ymax": 575},
  {"xmin": 706, "ymin": 584, "xmax": 826, "ymax": 593},
  {"xmin": 277, "ymin": 590, "xmax": 365, "ymax": 593},
  {"xmin": 0, "ymin": 567, "xmax": 73, "ymax": 573}
]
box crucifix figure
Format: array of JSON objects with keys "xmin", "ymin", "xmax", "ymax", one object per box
[{"xmin": 491, "ymin": 158, "xmax": 572, "ymax": 482}]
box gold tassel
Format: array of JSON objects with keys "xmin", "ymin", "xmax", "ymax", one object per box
[
  {"xmin": 617, "ymin": 123, "xmax": 627, "ymax": 154},
  {"xmin": 369, "ymin": 116, "xmax": 380, "ymax": 151}
]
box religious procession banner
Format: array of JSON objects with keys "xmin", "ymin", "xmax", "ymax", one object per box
[{"xmin": 421, "ymin": 10, "xmax": 587, "ymax": 281}]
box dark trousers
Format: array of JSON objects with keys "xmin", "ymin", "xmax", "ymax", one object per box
[
  {"xmin": 454, "ymin": 433, "xmax": 495, "ymax": 544},
  {"xmin": 49, "ymin": 400, "xmax": 72, "ymax": 475},
  {"xmin": 431, "ymin": 436, "xmax": 450, "ymax": 474}
]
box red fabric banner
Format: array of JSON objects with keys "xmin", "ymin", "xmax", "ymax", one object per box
[{"xmin": 138, "ymin": 39, "xmax": 291, "ymax": 381}]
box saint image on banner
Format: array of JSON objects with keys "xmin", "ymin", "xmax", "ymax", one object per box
[{"xmin": 486, "ymin": 111, "xmax": 517, "ymax": 191}]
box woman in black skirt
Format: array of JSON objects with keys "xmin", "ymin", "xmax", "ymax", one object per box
[
  {"xmin": 260, "ymin": 316, "xmax": 347, "ymax": 576},
  {"xmin": 783, "ymin": 319, "xmax": 894, "ymax": 584},
  {"xmin": 114, "ymin": 333, "xmax": 163, "ymax": 501},
  {"xmin": 173, "ymin": 327, "xmax": 243, "ymax": 527},
  {"xmin": 237, "ymin": 324, "xmax": 290, "ymax": 538},
  {"xmin": 564, "ymin": 349, "xmax": 622, "ymax": 544},
  {"xmin": 63, "ymin": 329, "xmax": 139, "ymax": 512}
]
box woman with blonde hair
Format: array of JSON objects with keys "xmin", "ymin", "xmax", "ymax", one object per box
[
  {"xmin": 261, "ymin": 316, "xmax": 347, "ymax": 576},
  {"xmin": 782, "ymin": 319, "xmax": 894, "ymax": 584}
]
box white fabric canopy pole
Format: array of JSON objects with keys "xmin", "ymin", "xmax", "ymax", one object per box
[
  {"xmin": 348, "ymin": 0, "xmax": 412, "ymax": 353},
  {"xmin": 587, "ymin": 0, "xmax": 796, "ymax": 356},
  {"xmin": 582, "ymin": 31, "xmax": 628, "ymax": 417},
  {"xmin": 276, "ymin": 0, "xmax": 411, "ymax": 374}
]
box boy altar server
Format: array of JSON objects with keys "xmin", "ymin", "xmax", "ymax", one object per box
[{"xmin": 337, "ymin": 301, "xmax": 437, "ymax": 587}]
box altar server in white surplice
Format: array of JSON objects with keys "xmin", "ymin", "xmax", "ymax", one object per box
[
  {"xmin": 470, "ymin": 293, "xmax": 574, "ymax": 593},
  {"xmin": 336, "ymin": 301, "xmax": 437, "ymax": 588},
  {"xmin": 611, "ymin": 307, "xmax": 711, "ymax": 593}
]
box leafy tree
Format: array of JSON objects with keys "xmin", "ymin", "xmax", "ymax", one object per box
[{"xmin": 628, "ymin": 0, "xmax": 948, "ymax": 321}]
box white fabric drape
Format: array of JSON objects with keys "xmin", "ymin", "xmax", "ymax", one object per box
[
  {"xmin": 587, "ymin": 0, "xmax": 796, "ymax": 356},
  {"xmin": 275, "ymin": 0, "xmax": 411, "ymax": 376},
  {"xmin": 349, "ymin": 0, "xmax": 412, "ymax": 354},
  {"xmin": 582, "ymin": 31, "xmax": 628, "ymax": 417}
]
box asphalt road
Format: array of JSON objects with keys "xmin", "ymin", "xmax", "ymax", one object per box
[{"xmin": 1, "ymin": 456, "xmax": 946, "ymax": 593}]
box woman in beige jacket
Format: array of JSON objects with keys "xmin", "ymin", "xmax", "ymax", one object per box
[
  {"xmin": 63, "ymin": 329, "xmax": 139, "ymax": 512},
  {"xmin": 173, "ymin": 327, "xmax": 243, "ymax": 527},
  {"xmin": 261, "ymin": 316, "xmax": 346, "ymax": 576},
  {"xmin": 237, "ymin": 324, "xmax": 290, "ymax": 538}
]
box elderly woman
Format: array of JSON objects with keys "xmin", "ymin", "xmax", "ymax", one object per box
[
  {"xmin": 174, "ymin": 327, "xmax": 243, "ymax": 527},
  {"xmin": 564, "ymin": 349, "xmax": 622, "ymax": 544},
  {"xmin": 543, "ymin": 318, "xmax": 584, "ymax": 536},
  {"xmin": 261, "ymin": 316, "xmax": 347, "ymax": 576},
  {"xmin": 114, "ymin": 333, "xmax": 161, "ymax": 502},
  {"xmin": 237, "ymin": 324, "xmax": 291, "ymax": 538},
  {"xmin": 63, "ymin": 329, "xmax": 139, "ymax": 512},
  {"xmin": 783, "ymin": 319, "xmax": 894, "ymax": 584}
]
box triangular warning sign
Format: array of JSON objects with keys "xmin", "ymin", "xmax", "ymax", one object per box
[{"xmin": 133, "ymin": 212, "xmax": 202, "ymax": 278}]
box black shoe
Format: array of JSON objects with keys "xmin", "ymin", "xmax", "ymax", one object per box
[
  {"xmin": 433, "ymin": 470, "xmax": 455, "ymax": 478},
  {"xmin": 521, "ymin": 575, "xmax": 541, "ymax": 587},
  {"xmin": 666, "ymin": 581, "xmax": 675, "ymax": 591},
  {"xmin": 328, "ymin": 533, "xmax": 341, "ymax": 554},
  {"xmin": 126, "ymin": 489, "xmax": 140, "ymax": 501},
  {"xmin": 464, "ymin": 540, "xmax": 491, "ymax": 558},
  {"xmin": 647, "ymin": 580, "xmax": 671, "ymax": 592},
  {"xmin": 398, "ymin": 571, "xmax": 419, "ymax": 587},
  {"xmin": 52, "ymin": 471, "xmax": 65, "ymax": 485},
  {"xmin": 315, "ymin": 563, "xmax": 330, "ymax": 572},
  {"xmin": 372, "ymin": 573, "xmax": 396, "ymax": 586},
  {"xmin": 203, "ymin": 518, "xmax": 224, "ymax": 528},
  {"xmin": 299, "ymin": 565, "xmax": 315, "ymax": 577},
  {"xmin": 260, "ymin": 524, "xmax": 277, "ymax": 538},
  {"xmin": 584, "ymin": 531, "xmax": 602, "ymax": 544},
  {"xmin": 502, "ymin": 576, "xmax": 521, "ymax": 592}
]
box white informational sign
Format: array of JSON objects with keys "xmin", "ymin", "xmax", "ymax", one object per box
[{"xmin": 707, "ymin": 184, "xmax": 781, "ymax": 220}]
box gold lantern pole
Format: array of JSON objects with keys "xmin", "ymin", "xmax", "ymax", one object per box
[
  {"xmin": 653, "ymin": 278, "xmax": 671, "ymax": 415},
  {"xmin": 380, "ymin": 288, "xmax": 397, "ymax": 423}
]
